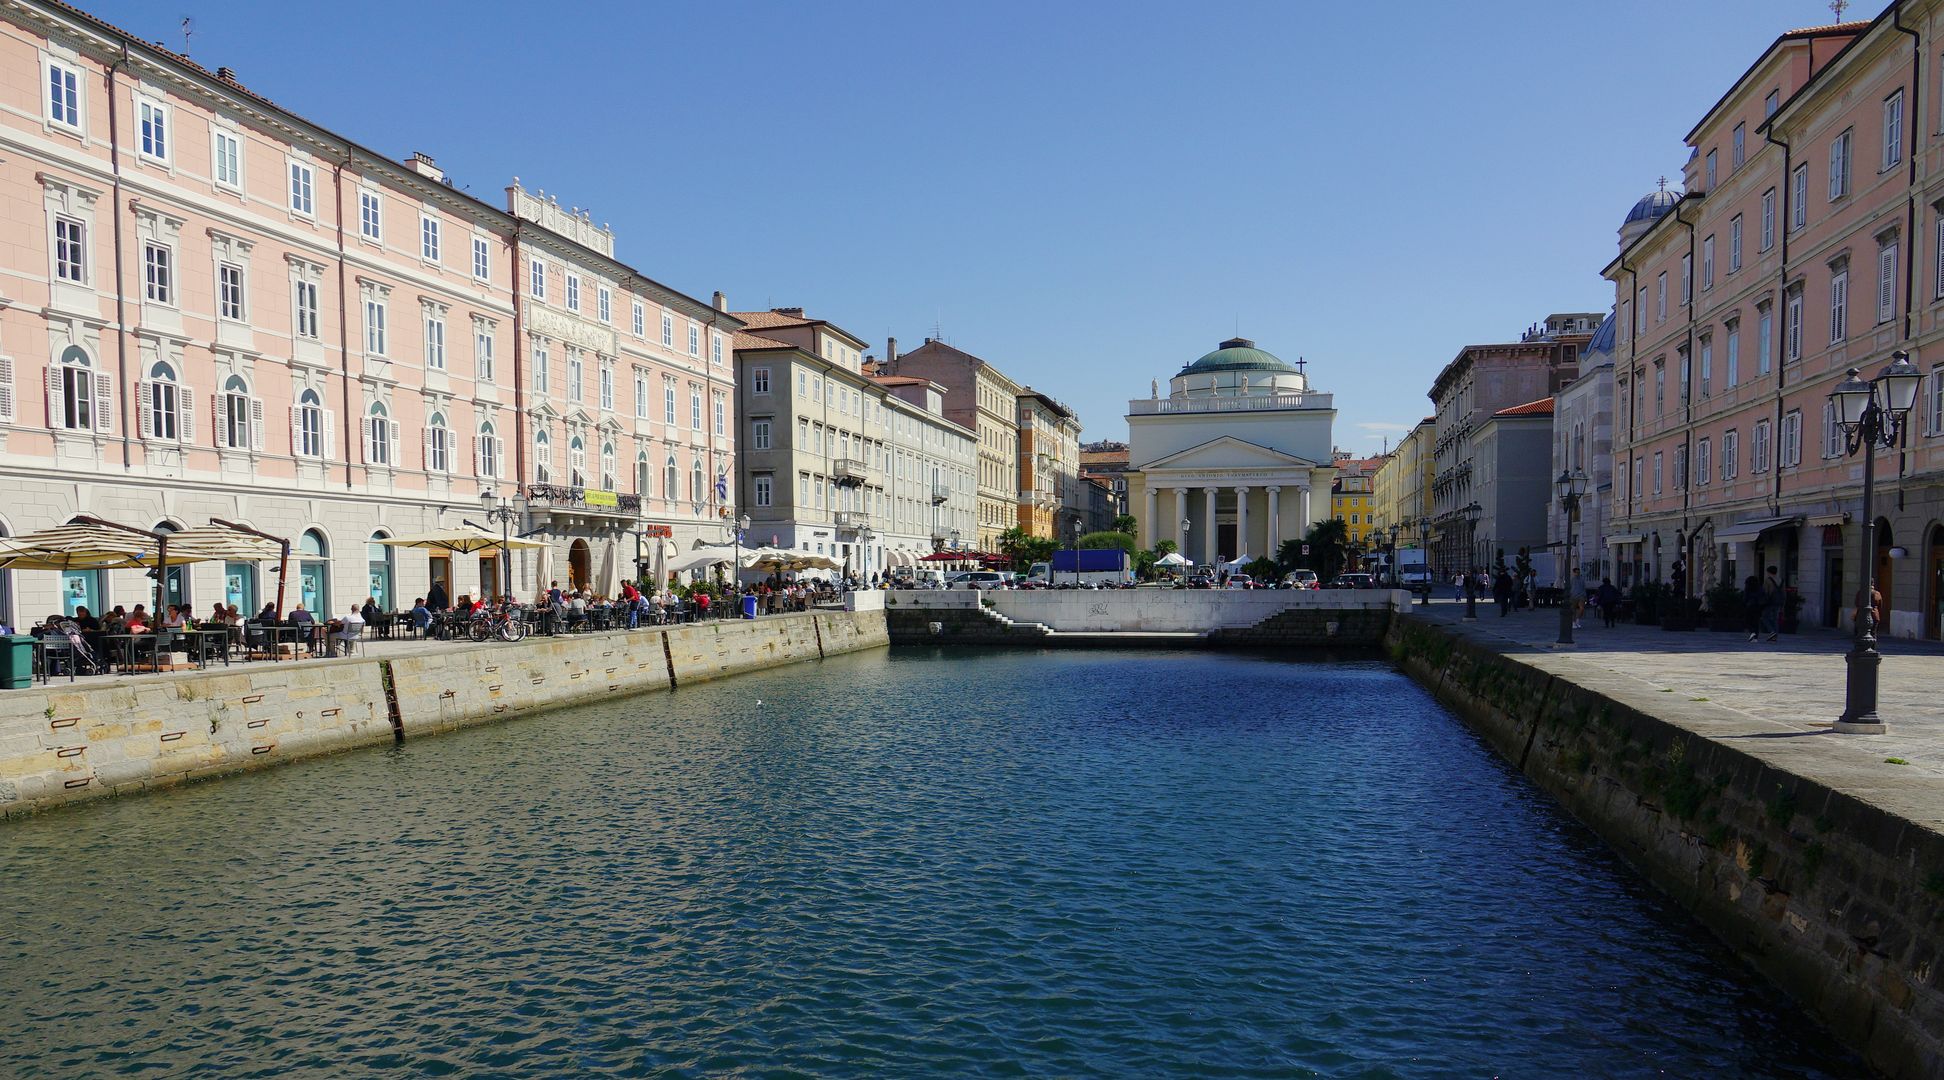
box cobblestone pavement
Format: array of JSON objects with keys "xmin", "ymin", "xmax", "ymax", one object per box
[{"xmin": 1407, "ymin": 595, "xmax": 1944, "ymax": 802}]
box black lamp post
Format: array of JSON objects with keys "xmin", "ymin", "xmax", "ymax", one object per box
[
  {"xmin": 1385, "ymin": 524, "xmax": 1402, "ymax": 590},
  {"xmin": 1462, "ymin": 501, "xmax": 1481, "ymax": 620},
  {"xmin": 1555, "ymin": 469, "xmax": 1588, "ymax": 645},
  {"xmin": 1414, "ymin": 515, "xmax": 1432, "ymax": 604},
  {"xmin": 1828, "ymin": 352, "xmax": 1923, "ymax": 734},
  {"xmin": 1180, "ymin": 517, "xmax": 1191, "ymax": 582},
  {"xmin": 479, "ymin": 487, "xmax": 525, "ymax": 601}
]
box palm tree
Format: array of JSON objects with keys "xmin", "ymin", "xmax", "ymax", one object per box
[{"xmin": 1279, "ymin": 518, "xmax": 1350, "ymax": 583}]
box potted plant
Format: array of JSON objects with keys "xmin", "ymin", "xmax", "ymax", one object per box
[{"xmin": 1703, "ymin": 582, "xmax": 1746, "ymax": 632}]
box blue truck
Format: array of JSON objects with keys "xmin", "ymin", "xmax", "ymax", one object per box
[{"xmin": 1028, "ymin": 548, "xmax": 1135, "ymax": 587}]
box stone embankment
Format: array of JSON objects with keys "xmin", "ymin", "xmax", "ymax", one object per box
[
  {"xmin": 1, "ymin": 610, "xmax": 887, "ymax": 818},
  {"xmin": 1388, "ymin": 614, "xmax": 1944, "ymax": 1079},
  {"xmin": 884, "ymin": 588, "xmax": 1401, "ymax": 647}
]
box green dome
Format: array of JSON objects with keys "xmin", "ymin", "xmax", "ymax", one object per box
[{"xmin": 1178, "ymin": 337, "xmax": 1296, "ymax": 376}]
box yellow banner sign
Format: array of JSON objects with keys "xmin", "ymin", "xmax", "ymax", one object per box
[{"xmin": 583, "ymin": 489, "xmax": 619, "ymax": 508}]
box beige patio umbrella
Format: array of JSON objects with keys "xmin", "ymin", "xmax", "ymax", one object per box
[
  {"xmin": 375, "ymin": 526, "xmax": 545, "ymax": 555},
  {"xmin": 0, "ymin": 518, "xmax": 258, "ymax": 616}
]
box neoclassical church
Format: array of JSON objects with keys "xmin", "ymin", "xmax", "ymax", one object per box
[{"xmin": 1126, "ymin": 338, "xmax": 1338, "ymax": 566}]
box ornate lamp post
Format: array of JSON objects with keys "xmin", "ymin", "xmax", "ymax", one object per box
[
  {"xmin": 855, "ymin": 521, "xmax": 873, "ymax": 591},
  {"xmin": 1463, "ymin": 501, "xmax": 1482, "ymax": 620},
  {"xmin": 1180, "ymin": 517, "xmax": 1191, "ymax": 581},
  {"xmin": 1414, "ymin": 515, "xmax": 1432, "ymax": 604},
  {"xmin": 734, "ymin": 512, "xmax": 751, "ymax": 591},
  {"xmin": 1555, "ymin": 469, "xmax": 1589, "ymax": 645},
  {"xmin": 1828, "ymin": 352, "xmax": 1923, "ymax": 734},
  {"xmin": 1385, "ymin": 524, "xmax": 1402, "ymax": 590},
  {"xmin": 479, "ymin": 487, "xmax": 526, "ymax": 601}
]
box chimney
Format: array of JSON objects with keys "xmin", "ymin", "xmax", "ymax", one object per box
[
  {"xmin": 405, "ymin": 152, "xmax": 443, "ymax": 182},
  {"xmin": 886, "ymin": 336, "xmax": 898, "ymax": 371},
  {"xmin": 712, "ymin": 290, "xmax": 726, "ymax": 312},
  {"xmin": 215, "ymin": 66, "xmax": 237, "ymax": 82}
]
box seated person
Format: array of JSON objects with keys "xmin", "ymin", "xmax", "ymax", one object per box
[
  {"xmin": 361, "ymin": 596, "xmax": 382, "ymax": 625},
  {"xmin": 330, "ymin": 606, "xmax": 364, "ymax": 656},
  {"xmin": 409, "ymin": 598, "xmax": 432, "ymax": 632}
]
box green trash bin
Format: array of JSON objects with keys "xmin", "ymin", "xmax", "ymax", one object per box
[{"xmin": 1, "ymin": 634, "xmax": 34, "ymax": 689}]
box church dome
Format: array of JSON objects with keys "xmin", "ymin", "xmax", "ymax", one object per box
[
  {"xmin": 1624, "ymin": 187, "xmax": 1679, "ymax": 227},
  {"xmin": 1177, "ymin": 337, "xmax": 1297, "ymax": 376}
]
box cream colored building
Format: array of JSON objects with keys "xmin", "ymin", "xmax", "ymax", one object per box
[
  {"xmin": 1126, "ymin": 338, "xmax": 1337, "ymax": 566},
  {"xmin": 882, "ymin": 339, "xmax": 1022, "ymax": 549},
  {"xmin": 1018, "ymin": 389, "xmax": 1082, "ymax": 539},
  {"xmin": 1372, "ymin": 417, "xmax": 1435, "ymax": 544}
]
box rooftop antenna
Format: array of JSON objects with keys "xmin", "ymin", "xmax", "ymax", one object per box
[
  {"xmin": 179, "ymin": 16, "xmax": 192, "ymax": 55},
  {"xmin": 1829, "ymin": 0, "xmax": 1849, "ymax": 21}
]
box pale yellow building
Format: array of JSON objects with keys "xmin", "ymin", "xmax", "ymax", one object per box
[{"xmin": 1372, "ymin": 417, "xmax": 1435, "ymax": 544}]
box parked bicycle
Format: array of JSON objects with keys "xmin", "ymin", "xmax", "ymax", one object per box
[{"xmin": 469, "ymin": 606, "xmax": 530, "ymax": 643}]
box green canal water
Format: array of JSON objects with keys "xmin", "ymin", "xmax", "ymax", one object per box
[{"xmin": 2, "ymin": 647, "xmax": 1860, "ymax": 1077}]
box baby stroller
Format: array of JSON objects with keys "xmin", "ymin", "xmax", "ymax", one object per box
[{"xmin": 42, "ymin": 618, "xmax": 103, "ymax": 679}]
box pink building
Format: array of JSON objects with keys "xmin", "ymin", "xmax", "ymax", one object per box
[
  {"xmin": 1605, "ymin": 9, "xmax": 1944, "ymax": 638},
  {"xmin": 0, "ymin": 1, "xmax": 734, "ymax": 624}
]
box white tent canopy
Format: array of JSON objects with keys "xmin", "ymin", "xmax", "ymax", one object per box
[
  {"xmin": 1155, "ymin": 551, "xmax": 1193, "ymax": 568},
  {"xmin": 666, "ymin": 549, "xmax": 733, "ymax": 576}
]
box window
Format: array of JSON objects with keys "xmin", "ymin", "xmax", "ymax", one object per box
[
  {"xmin": 365, "ymin": 403, "xmax": 393, "ymax": 466},
  {"xmin": 565, "ymin": 272, "xmax": 580, "ymax": 312},
  {"xmin": 1729, "ymin": 216, "xmax": 1742, "ymax": 273},
  {"xmin": 218, "ymin": 262, "xmax": 245, "ymax": 321},
  {"xmin": 475, "ymin": 423, "xmax": 499, "ymax": 478},
  {"xmin": 1702, "ymin": 235, "xmax": 1714, "ymax": 289},
  {"xmin": 636, "ymin": 454, "xmax": 651, "ymax": 498},
  {"xmin": 633, "ymin": 370, "xmax": 647, "ymax": 419},
  {"xmin": 289, "ymin": 161, "xmax": 314, "ymax": 216},
  {"xmin": 1879, "ymin": 241, "xmax": 1898, "ymax": 324},
  {"xmin": 1823, "ymin": 400, "xmax": 1843, "ymax": 458},
  {"xmin": 753, "ymin": 419, "xmax": 771, "ymax": 450},
  {"xmin": 754, "ymin": 474, "xmax": 773, "ymax": 507},
  {"xmin": 1677, "ymin": 346, "xmax": 1691, "ymax": 403},
  {"xmin": 212, "ymin": 129, "xmax": 241, "ymax": 188},
  {"xmin": 1828, "ymin": 129, "xmax": 1852, "ymax": 200},
  {"xmin": 598, "ymin": 286, "xmax": 611, "ymax": 324},
  {"xmin": 1780, "ymin": 409, "xmax": 1802, "ymax": 467},
  {"xmin": 1652, "ymin": 451, "xmax": 1663, "ymax": 495},
  {"xmin": 1931, "ymin": 364, "xmax": 1944, "ymax": 434},
  {"xmin": 529, "ymin": 258, "xmax": 546, "ymax": 300},
  {"xmin": 1758, "ymin": 302, "xmax": 1773, "ymax": 375},
  {"xmin": 567, "ymin": 351, "xmax": 583, "ymax": 403},
  {"xmin": 420, "ymin": 215, "xmax": 440, "ymax": 262},
  {"xmin": 54, "ymin": 216, "xmax": 85, "ymax": 283},
  {"xmin": 425, "ymin": 312, "xmax": 445, "ymax": 370},
  {"xmin": 472, "ymin": 236, "xmax": 490, "ymax": 281},
  {"xmin": 714, "ymin": 394, "xmax": 726, "ymax": 435},
  {"xmin": 139, "ymin": 100, "xmax": 168, "ymax": 162},
  {"xmin": 666, "ymin": 456, "xmax": 678, "ymax": 500},
  {"xmin": 1697, "ymin": 438, "xmax": 1712, "ymax": 485},
  {"xmin": 1732, "ymin": 122, "xmax": 1746, "ymax": 169},
  {"xmin": 143, "ymin": 242, "xmax": 172, "ymax": 304},
  {"xmin": 533, "ymin": 344, "xmax": 549, "ymax": 394},
  {"xmin": 569, "ymin": 437, "xmax": 586, "ymax": 487},
  {"xmin": 1680, "ymin": 253, "xmax": 1692, "ymax": 304},
  {"xmin": 752, "ymin": 367, "xmax": 770, "ymax": 394},
  {"xmin": 1654, "ymin": 361, "xmax": 1665, "ymax": 417},
  {"xmin": 1761, "ymin": 189, "xmax": 1776, "ymax": 250},
  {"xmin": 475, "ymin": 322, "xmax": 494, "ymax": 382},
  {"xmin": 534, "ymin": 430, "xmax": 552, "ymax": 483},
  {"xmin": 47, "ymin": 60, "xmax": 80, "ymax": 129},
  {"xmin": 296, "ymin": 389, "xmax": 325, "ymax": 457},
  {"xmin": 1726, "ymin": 322, "xmax": 1740, "ymax": 387},
  {"xmin": 1784, "ymin": 289, "xmax": 1802, "ymax": 361},
  {"xmin": 1765, "ymin": 89, "xmax": 1779, "ymax": 118},
  {"xmin": 1672, "ymin": 446, "xmax": 1687, "ymax": 490},
  {"xmin": 359, "ymin": 190, "xmax": 381, "ymax": 241},
  {"xmin": 1884, "ymin": 90, "xmax": 1904, "ymax": 170},
  {"xmin": 143, "ymin": 361, "xmax": 181, "ymax": 441},
  {"xmin": 690, "ymin": 386, "xmax": 703, "ymax": 429},
  {"xmin": 1792, "ymin": 165, "xmax": 1808, "ymax": 228},
  {"xmin": 1656, "ymin": 272, "xmax": 1667, "ymax": 321},
  {"xmin": 601, "ymin": 443, "xmax": 616, "ymax": 491},
  {"xmin": 295, "ymin": 280, "xmax": 320, "ymax": 339},
  {"xmin": 1752, "ymin": 418, "xmax": 1772, "ymax": 473},
  {"xmin": 1723, "ymin": 430, "xmax": 1739, "ymax": 480},
  {"xmin": 220, "ymin": 375, "xmax": 257, "ymax": 450},
  {"xmin": 426, "ymin": 412, "xmax": 450, "ymax": 473},
  {"xmin": 692, "ymin": 459, "xmax": 704, "ymax": 503},
  {"xmin": 1699, "ymin": 337, "xmax": 1712, "ymax": 397},
  {"xmin": 600, "ymin": 362, "xmax": 614, "ymax": 411},
  {"xmin": 1705, "ymin": 149, "xmax": 1717, "ymax": 189},
  {"xmin": 364, "ymin": 297, "xmax": 387, "ymax": 355},
  {"xmin": 711, "ymin": 334, "xmax": 723, "ymax": 365},
  {"xmin": 664, "ymin": 381, "xmax": 676, "ymax": 424},
  {"xmin": 1829, "ymin": 268, "xmax": 1848, "ymax": 342},
  {"xmin": 1936, "ymin": 216, "xmax": 1944, "ymax": 299},
  {"xmin": 661, "ymin": 311, "xmax": 674, "ymax": 347},
  {"xmin": 687, "ymin": 323, "xmax": 700, "ymax": 356}
]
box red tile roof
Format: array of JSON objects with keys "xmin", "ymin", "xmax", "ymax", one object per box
[
  {"xmin": 731, "ymin": 309, "xmax": 818, "ymax": 330},
  {"xmin": 1493, "ymin": 396, "xmax": 1555, "ymax": 418},
  {"xmin": 732, "ymin": 331, "xmax": 794, "ymax": 351}
]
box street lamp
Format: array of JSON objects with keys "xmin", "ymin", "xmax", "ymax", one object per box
[
  {"xmin": 1827, "ymin": 352, "xmax": 1923, "ymax": 733},
  {"xmin": 733, "ymin": 512, "xmax": 751, "ymax": 593},
  {"xmin": 1415, "ymin": 516, "xmax": 1432, "ymax": 604},
  {"xmin": 479, "ymin": 487, "xmax": 526, "ymax": 601},
  {"xmin": 1555, "ymin": 469, "xmax": 1589, "ymax": 645},
  {"xmin": 1384, "ymin": 524, "xmax": 1402, "ymax": 590},
  {"xmin": 1068, "ymin": 517, "xmax": 1082, "ymax": 587},
  {"xmin": 1180, "ymin": 517, "xmax": 1191, "ymax": 581},
  {"xmin": 1463, "ymin": 501, "xmax": 1482, "ymax": 620},
  {"xmin": 856, "ymin": 522, "xmax": 874, "ymax": 590}
]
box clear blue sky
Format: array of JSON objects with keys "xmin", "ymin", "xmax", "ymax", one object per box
[{"xmin": 90, "ymin": 0, "xmax": 1843, "ymax": 454}]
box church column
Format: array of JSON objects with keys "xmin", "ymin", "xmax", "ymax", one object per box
[
  {"xmin": 1298, "ymin": 485, "xmax": 1312, "ymax": 536},
  {"xmin": 1266, "ymin": 486, "xmax": 1281, "ymax": 556},
  {"xmin": 1174, "ymin": 487, "xmax": 1189, "ymax": 550},
  {"xmin": 1234, "ymin": 486, "xmax": 1250, "ymax": 559},
  {"xmin": 1203, "ymin": 486, "xmax": 1218, "ymax": 565},
  {"xmin": 1145, "ymin": 486, "xmax": 1158, "ymax": 547}
]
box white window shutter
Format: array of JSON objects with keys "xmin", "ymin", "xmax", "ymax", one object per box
[
  {"xmin": 93, "ymin": 373, "xmax": 112, "ymax": 434},
  {"xmin": 361, "ymin": 415, "xmax": 374, "ymax": 464},
  {"xmin": 45, "ymin": 367, "xmax": 63, "ymax": 427},
  {"xmin": 0, "ymin": 356, "xmax": 14, "ymax": 424},
  {"xmin": 137, "ymin": 380, "xmax": 153, "ymax": 439},
  {"xmin": 473, "ymin": 435, "xmax": 484, "ymax": 476},
  {"xmin": 322, "ymin": 410, "xmax": 336, "ymax": 460},
  {"xmin": 290, "ymin": 404, "xmax": 303, "ymax": 455},
  {"xmin": 422, "ymin": 426, "xmax": 434, "ymax": 470},
  {"xmin": 389, "ymin": 421, "xmax": 400, "ymax": 468},
  {"xmin": 249, "ymin": 397, "xmax": 265, "ymax": 451},
  {"xmin": 179, "ymin": 385, "xmax": 195, "ymax": 442},
  {"xmin": 214, "ymin": 393, "xmax": 229, "ymax": 448}
]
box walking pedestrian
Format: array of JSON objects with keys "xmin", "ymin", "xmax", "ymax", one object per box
[
  {"xmin": 1596, "ymin": 577, "xmax": 1621, "ymax": 628},
  {"xmin": 1758, "ymin": 566, "xmax": 1782, "ymax": 642},
  {"xmin": 1493, "ymin": 569, "xmax": 1514, "ymax": 617},
  {"xmin": 1568, "ymin": 567, "xmax": 1588, "ymax": 629}
]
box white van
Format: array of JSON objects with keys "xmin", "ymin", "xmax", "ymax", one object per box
[{"xmin": 948, "ymin": 570, "xmax": 1007, "ymax": 590}]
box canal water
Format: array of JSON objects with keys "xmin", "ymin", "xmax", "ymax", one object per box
[{"xmin": 3, "ymin": 648, "xmax": 1859, "ymax": 1077}]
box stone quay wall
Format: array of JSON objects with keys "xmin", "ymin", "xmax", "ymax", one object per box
[
  {"xmin": 1387, "ymin": 615, "xmax": 1944, "ymax": 1079},
  {"xmin": 883, "ymin": 589, "xmax": 1398, "ymax": 647},
  {"xmin": 1, "ymin": 610, "xmax": 888, "ymax": 818}
]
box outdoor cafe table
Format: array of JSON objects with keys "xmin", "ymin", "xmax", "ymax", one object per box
[
  {"xmin": 100, "ymin": 633, "xmax": 162, "ymax": 674},
  {"xmin": 182, "ymin": 627, "xmax": 232, "ymax": 668}
]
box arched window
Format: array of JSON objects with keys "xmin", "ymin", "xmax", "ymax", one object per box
[
  {"xmin": 635, "ymin": 452, "xmax": 650, "ymax": 498},
  {"xmin": 365, "ymin": 401, "xmax": 393, "ymax": 466},
  {"xmin": 52, "ymin": 345, "xmax": 96, "ymax": 431},
  {"xmin": 600, "ymin": 442, "xmax": 616, "ymax": 491},
  {"xmin": 425, "ymin": 410, "xmax": 450, "ymax": 473},
  {"xmin": 367, "ymin": 530, "xmax": 394, "ymax": 610},
  {"xmin": 569, "ymin": 436, "xmax": 587, "ymax": 487},
  {"xmin": 221, "ymin": 374, "xmax": 257, "ymax": 450},
  {"xmin": 143, "ymin": 360, "xmax": 181, "ymax": 441},
  {"xmin": 691, "ymin": 458, "xmax": 704, "ymax": 504},
  {"xmin": 476, "ymin": 421, "xmax": 499, "ymax": 478},
  {"xmin": 534, "ymin": 429, "xmax": 551, "ymax": 483},
  {"xmin": 665, "ymin": 455, "xmax": 678, "ymax": 503},
  {"xmin": 296, "ymin": 389, "xmax": 325, "ymax": 458},
  {"xmin": 298, "ymin": 528, "xmax": 330, "ymax": 614}
]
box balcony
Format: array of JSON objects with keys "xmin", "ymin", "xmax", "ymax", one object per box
[
  {"xmin": 834, "ymin": 510, "xmax": 869, "ymax": 530},
  {"xmin": 524, "ymin": 483, "xmax": 641, "ymax": 516},
  {"xmin": 931, "ymin": 483, "xmax": 951, "ymax": 505},
  {"xmin": 833, "ymin": 457, "xmax": 872, "ymax": 488},
  {"xmin": 1127, "ymin": 392, "xmax": 1332, "ymax": 415},
  {"xmin": 1018, "ymin": 487, "xmax": 1055, "ymax": 508}
]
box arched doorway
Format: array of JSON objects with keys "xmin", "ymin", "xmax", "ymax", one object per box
[
  {"xmin": 1876, "ymin": 519, "xmax": 1895, "ymax": 631},
  {"xmin": 298, "ymin": 529, "xmax": 330, "ymax": 615},
  {"xmin": 1926, "ymin": 523, "xmax": 1944, "ymax": 640},
  {"xmin": 367, "ymin": 531, "xmax": 394, "ymax": 610},
  {"xmin": 569, "ymin": 539, "xmax": 590, "ymax": 591}
]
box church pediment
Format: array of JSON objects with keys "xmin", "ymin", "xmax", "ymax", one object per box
[{"xmin": 1138, "ymin": 435, "xmax": 1315, "ymax": 472}]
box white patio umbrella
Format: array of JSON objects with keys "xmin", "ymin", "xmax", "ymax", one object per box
[
  {"xmin": 376, "ymin": 527, "xmax": 545, "ymax": 554},
  {"xmin": 1155, "ymin": 551, "xmax": 1193, "ymax": 568},
  {"xmin": 667, "ymin": 549, "xmax": 733, "ymax": 576}
]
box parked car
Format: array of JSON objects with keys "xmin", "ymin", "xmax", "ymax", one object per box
[
  {"xmin": 1328, "ymin": 573, "xmax": 1376, "ymax": 589},
  {"xmin": 948, "ymin": 571, "xmax": 1007, "ymax": 590},
  {"xmin": 1282, "ymin": 569, "xmax": 1319, "ymax": 589},
  {"xmin": 1224, "ymin": 574, "xmax": 1255, "ymax": 590}
]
